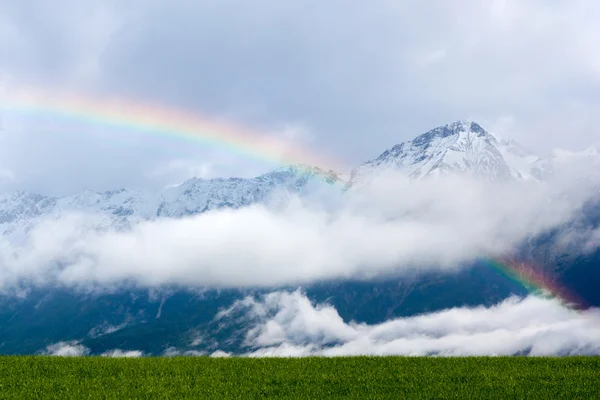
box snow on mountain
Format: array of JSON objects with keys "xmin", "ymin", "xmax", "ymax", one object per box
[
  {"xmin": 551, "ymin": 142, "xmax": 600, "ymax": 163},
  {"xmin": 493, "ymin": 136, "xmax": 547, "ymax": 181},
  {"xmin": 0, "ymin": 165, "xmax": 342, "ymax": 239},
  {"xmin": 0, "ymin": 192, "xmax": 56, "ymax": 224},
  {"xmin": 157, "ymin": 164, "xmax": 342, "ymax": 217},
  {"xmin": 0, "ymin": 192, "xmax": 57, "ymax": 238},
  {"xmin": 0, "ymin": 120, "xmax": 596, "ymax": 240},
  {"xmin": 349, "ymin": 120, "xmax": 547, "ymax": 186},
  {"xmin": 57, "ymin": 188, "xmax": 161, "ymax": 219}
]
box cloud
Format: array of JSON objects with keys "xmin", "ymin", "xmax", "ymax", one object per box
[
  {"xmin": 43, "ymin": 341, "xmax": 90, "ymax": 356},
  {"xmin": 163, "ymin": 347, "xmax": 206, "ymax": 357},
  {"xmin": 0, "ymin": 0, "xmax": 127, "ymax": 87},
  {"xmin": 420, "ymin": 49, "xmax": 447, "ymax": 67},
  {"xmin": 42, "ymin": 342, "xmax": 144, "ymax": 357},
  {"xmin": 37, "ymin": 291, "xmax": 600, "ymax": 358},
  {"xmin": 1, "ymin": 1, "xmax": 600, "ymax": 193},
  {"xmin": 92, "ymin": 0, "xmax": 600, "ymax": 152},
  {"xmin": 147, "ymin": 158, "xmax": 238, "ymax": 191},
  {"xmin": 101, "ymin": 349, "xmax": 143, "ymax": 358},
  {"xmin": 216, "ymin": 290, "xmax": 600, "ymax": 357},
  {"xmin": 144, "ymin": 123, "xmax": 316, "ymax": 188},
  {"xmin": 584, "ymin": 229, "xmax": 600, "ymax": 253},
  {"xmin": 0, "ymin": 168, "xmax": 15, "ymax": 182},
  {"xmin": 210, "ymin": 350, "xmax": 231, "ymax": 358},
  {"xmin": 88, "ymin": 320, "xmax": 132, "ymax": 338},
  {"xmin": 0, "ymin": 169, "xmax": 597, "ymax": 291},
  {"xmin": 557, "ymin": 227, "xmax": 600, "ymax": 255}
]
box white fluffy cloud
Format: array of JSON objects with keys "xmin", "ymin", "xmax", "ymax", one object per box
[
  {"xmin": 0, "ymin": 169, "xmax": 596, "ymax": 291},
  {"xmin": 43, "ymin": 341, "xmax": 90, "ymax": 357},
  {"xmin": 40, "ymin": 291, "xmax": 600, "ymax": 357},
  {"xmin": 216, "ymin": 291, "xmax": 600, "ymax": 357},
  {"xmin": 100, "ymin": 349, "xmax": 143, "ymax": 358},
  {"xmin": 39, "ymin": 291, "xmax": 600, "ymax": 357},
  {"xmin": 210, "ymin": 350, "xmax": 232, "ymax": 358},
  {"xmin": 163, "ymin": 347, "xmax": 205, "ymax": 357},
  {"xmin": 43, "ymin": 342, "xmax": 144, "ymax": 357}
]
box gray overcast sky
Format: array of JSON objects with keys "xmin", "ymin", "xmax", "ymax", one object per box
[{"xmin": 1, "ymin": 0, "xmax": 599, "ymax": 195}]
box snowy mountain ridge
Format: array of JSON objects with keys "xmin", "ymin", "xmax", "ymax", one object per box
[
  {"xmin": 0, "ymin": 165, "xmax": 343, "ymax": 238},
  {"xmin": 0, "ymin": 120, "xmax": 597, "ymax": 239}
]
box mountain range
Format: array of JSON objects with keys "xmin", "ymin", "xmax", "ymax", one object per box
[
  {"xmin": 2, "ymin": 120, "xmax": 597, "ymax": 240},
  {"xmin": 0, "ymin": 120, "xmax": 598, "ymax": 356}
]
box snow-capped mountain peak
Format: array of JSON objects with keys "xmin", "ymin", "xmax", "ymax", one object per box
[
  {"xmin": 411, "ymin": 120, "xmax": 487, "ymax": 146},
  {"xmin": 350, "ymin": 120, "xmax": 530, "ymax": 185}
]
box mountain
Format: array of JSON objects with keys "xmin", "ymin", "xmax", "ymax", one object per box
[
  {"xmin": 349, "ymin": 120, "xmax": 549, "ymax": 186},
  {"xmin": 1, "ymin": 120, "xmax": 593, "ymax": 239},
  {"xmin": 0, "ymin": 120, "xmax": 598, "ymax": 356},
  {"xmin": 0, "ymin": 165, "xmax": 343, "ymax": 241},
  {"xmin": 157, "ymin": 164, "xmax": 343, "ymax": 217},
  {"xmin": 0, "ymin": 264, "xmax": 530, "ymax": 356}
]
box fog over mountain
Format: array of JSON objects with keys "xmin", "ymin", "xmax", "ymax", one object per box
[
  {"xmin": 0, "ymin": 120, "xmax": 598, "ymax": 357},
  {"xmin": 0, "ymin": 121, "xmax": 598, "ymax": 290}
]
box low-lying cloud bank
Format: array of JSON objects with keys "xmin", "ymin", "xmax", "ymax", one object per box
[
  {"xmin": 43, "ymin": 291, "xmax": 600, "ymax": 357},
  {"xmin": 221, "ymin": 291, "xmax": 600, "ymax": 357},
  {"xmin": 0, "ymin": 169, "xmax": 598, "ymax": 291},
  {"xmin": 42, "ymin": 342, "xmax": 143, "ymax": 358},
  {"xmin": 43, "ymin": 341, "xmax": 90, "ymax": 357}
]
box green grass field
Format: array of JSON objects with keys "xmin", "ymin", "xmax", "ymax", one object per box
[{"xmin": 0, "ymin": 356, "xmax": 598, "ymax": 399}]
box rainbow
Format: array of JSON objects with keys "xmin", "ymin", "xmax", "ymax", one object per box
[
  {"xmin": 1, "ymin": 88, "xmax": 589, "ymax": 309},
  {"xmin": 0, "ymin": 86, "xmax": 347, "ymax": 185},
  {"xmin": 482, "ymin": 258, "xmax": 586, "ymax": 309}
]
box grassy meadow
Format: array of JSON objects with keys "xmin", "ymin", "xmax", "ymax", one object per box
[{"xmin": 0, "ymin": 356, "xmax": 598, "ymax": 399}]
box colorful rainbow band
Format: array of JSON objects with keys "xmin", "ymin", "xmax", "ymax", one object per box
[{"xmin": 1, "ymin": 86, "xmax": 347, "ymax": 186}]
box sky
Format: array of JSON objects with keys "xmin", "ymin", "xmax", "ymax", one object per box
[{"xmin": 1, "ymin": 0, "xmax": 600, "ymax": 195}]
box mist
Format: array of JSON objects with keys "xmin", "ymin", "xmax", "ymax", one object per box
[
  {"xmin": 0, "ymin": 164, "xmax": 598, "ymax": 292},
  {"xmin": 224, "ymin": 291, "xmax": 600, "ymax": 357}
]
